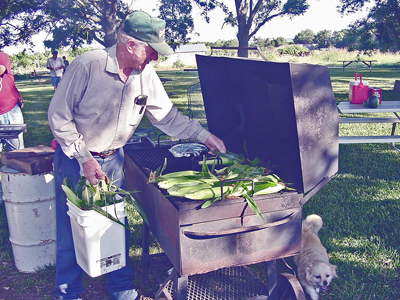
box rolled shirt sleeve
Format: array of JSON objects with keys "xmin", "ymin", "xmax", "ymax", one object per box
[{"xmin": 48, "ymin": 56, "xmax": 93, "ymax": 164}]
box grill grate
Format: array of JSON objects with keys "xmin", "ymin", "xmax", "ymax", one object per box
[
  {"xmin": 124, "ymin": 143, "xmax": 209, "ymax": 174},
  {"xmin": 163, "ymin": 266, "xmax": 268, "ymax": 300}
]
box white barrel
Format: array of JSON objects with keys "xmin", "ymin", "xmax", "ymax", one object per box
[{"xmin": 0, "ymin": 166, "xmax": 56, "ymax": 273}]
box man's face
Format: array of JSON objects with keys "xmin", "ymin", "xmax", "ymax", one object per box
[
  {"xmin": 53, "ymin": 53, "xmax": 58, "ymax": 59},
  {"xmin": 129, "ymin": 40, "xmax": 159, "ymax": 70}
]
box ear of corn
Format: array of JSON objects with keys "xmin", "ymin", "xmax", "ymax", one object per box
[
  {"xmin": 157, "ymin": 177, "xmax": 205, "ymax": 189},
  {"xmin": 184, "ymin": 186, "xmax": 230, "ymax": 200},
  {"xmin": 253, "ymin": 182, "xmax": 286, "ymax": 195},
  {"xmin": 167, "ymin": 183, "xmax": 214, "ymax": 197}
]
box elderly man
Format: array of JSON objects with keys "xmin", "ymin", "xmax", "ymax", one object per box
[{"xmin": 48, "ymin": 11, "xmax": 226, "ymax": 300}]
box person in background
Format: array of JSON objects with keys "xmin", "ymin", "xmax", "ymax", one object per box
[
  {"xmin": 0, "ymin": 51, "xmax": 25, "ymax": 151},
  {"xmin": 47, "ymin": 50, "xmax": 65, "ymax": 90},
  {"xmin": 62, "ymin": 56, "xmax": 69, "ymax": 74},
  {"xmin": 48, "ymin": 10, "xmax": 226, "ymax": 300}
]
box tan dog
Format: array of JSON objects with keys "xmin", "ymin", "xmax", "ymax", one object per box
[{"xmin": 294, "ymin": 214, "xmax": 337, "ymax": 300}]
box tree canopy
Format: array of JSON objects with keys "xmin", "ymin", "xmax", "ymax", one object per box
[
  {"xmin": 339, "ymin": 0, "xmax": 400, "ymax": 51},
  {"xmin": 191, "ymin": 0, "xmax": 310, "ymax": 56},
  {"xmin": 1, "ymin": 0, "xmax": 311, "ymax": 57},
  {"xmin": 0, "ymin": 0, "xmax": 131, "ymax": 51},
  {"xmin": 0, "ymin": 0, "xmax": 193, "ymax": 52},
  {"xmin": 293, "ymin": 29, "xmax": 315, "ymax": 44}
]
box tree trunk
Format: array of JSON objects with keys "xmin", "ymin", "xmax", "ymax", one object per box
[
  {"xmin": 237, "ymin": 33, "xmax": 250, "ymax": 57},
  {"xmin": 103, "ymin": 0, "xmax": 118, "ymax": 47},
  {"xmin": 236, "ymin": 0, "xmax": 250, "ymax": 57}
]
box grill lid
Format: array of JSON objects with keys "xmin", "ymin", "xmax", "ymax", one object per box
[{"xmin": 196, "ymin": 55, "xmax": 338, "ymax": 196}]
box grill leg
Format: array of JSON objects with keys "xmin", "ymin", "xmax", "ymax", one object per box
[
  {"xmin": 267, "ymin": 260, "xmax": 277, "ymax": 300},
  {"xmin": 172, "ymin": 270, "xmax": 188, "ymax": 300}
]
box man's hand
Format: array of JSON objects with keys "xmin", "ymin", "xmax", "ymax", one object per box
[
  {"xmin": 0, "ymin": 65, "xmax": 6, "ymax": 76},
  {"xmin": 205, "ymin": 134, "xmax": 226, "ymax": 153},
  {"xmin": 82, "ymin": 158, "xmax": 105, "ymax": 185},
  {"xmin": 17, "ymin": 100, "xmax": 24, "ymax": 109}
]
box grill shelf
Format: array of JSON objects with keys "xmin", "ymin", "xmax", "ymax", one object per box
[
  {"xmin": 157, "ymin": 266, "xmax": 269, "ymax": 300},
  {"xmin": 0, "ymin": 124, "xmax": 27, "ymax": 139}
]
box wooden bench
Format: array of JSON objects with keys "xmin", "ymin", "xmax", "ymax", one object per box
[
  {"xmin": 338, "ymin": 60, "xmax": 377, "ymax": 72},
  {"xmin": 338, "ymin": 113, "xmax": 400, "ymax": 151},
  {"xmin": 339, "ymin": 135, "xmax": 400, "ymax": 144},
  {"xmin": 339, "ymin": 117, "xmax": 400, "ymax": 124}
]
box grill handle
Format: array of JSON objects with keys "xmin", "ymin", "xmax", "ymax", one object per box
[{"xmin": 182, "ymin": 211, "xmax": 297, "ymax": 238}]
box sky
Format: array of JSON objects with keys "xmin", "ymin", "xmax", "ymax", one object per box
[{"xmin": 4, "ymin": 0, "xmax": 368, "ymax": 55}]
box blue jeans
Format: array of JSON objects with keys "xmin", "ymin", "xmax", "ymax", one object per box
[
  {"xmin": 0, "ymin": 104, "xmax": 24, "ymax": 151},
  {"xmin": 53, "ymin": 145, "xmax": 136, "ymax": 300},
  {"xmin": 51, "ymin": 76, "xmax": 62, "ymax": 87}
]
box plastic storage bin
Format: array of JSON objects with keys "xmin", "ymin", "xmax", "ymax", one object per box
[
  {"xmin": 349, "ymin": 73, "xmax": 369, "ymax": 104},
  {"xmin": 67, "ymin": 200, "xmax": 126, "ymax": 277}
]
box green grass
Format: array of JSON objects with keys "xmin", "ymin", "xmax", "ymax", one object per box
[{"xmin": 1, "ymin": 60, "xmax": 400, "ymax": 299}]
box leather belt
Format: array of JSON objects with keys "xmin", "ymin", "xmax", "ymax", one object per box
[{"xmin": 90, "ymin": 149, "xmax": 118, "ymax": 159}]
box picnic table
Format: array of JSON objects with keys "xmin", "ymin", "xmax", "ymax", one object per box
[
  {"xmin": 338, "ymin": 60, "xmax": 377, "ymax": 72},
  {"xmin": 337, "ymin": 101, "xmax": 400, "ymax": 153},
  {"xmin": 159, "ymin": 77, "xmax": 176, "ymax": 96}
]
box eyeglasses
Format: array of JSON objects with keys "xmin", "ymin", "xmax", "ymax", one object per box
[{"xmin": 135, "ymin": 95, "xmax": 148, "ymax": 114}]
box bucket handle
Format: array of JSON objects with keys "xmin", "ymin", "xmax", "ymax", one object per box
[{"xmin": 355, "ymin": 73, "xmax": 364, "ymax": 87}]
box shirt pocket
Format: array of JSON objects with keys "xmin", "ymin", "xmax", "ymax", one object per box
[{"xmin": 129, "ymin": 103, "xmax": 146, "ymax": 126}]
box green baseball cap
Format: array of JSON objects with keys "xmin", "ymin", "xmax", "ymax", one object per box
[{"xmin": 123, "ymin": 11, "xmax": 174, "ymax": 56}]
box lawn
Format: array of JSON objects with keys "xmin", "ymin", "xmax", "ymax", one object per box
[{"xmin": 1, "ymin": 62, "xmax": 400, "ymax": 300}]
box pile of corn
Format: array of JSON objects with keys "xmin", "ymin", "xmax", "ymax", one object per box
[
  {"xmin": 149, "ymin": 151, "xmax": 291, "ymax": 218},
  {"xmin": 62, "ymin": 176, "xmax": 147, "ymax": 227}
]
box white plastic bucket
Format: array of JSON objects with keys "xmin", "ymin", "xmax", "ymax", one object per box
[
  {"xmin": 67, "ymin": 200, "xmax": 126, "ymax": 278},
  {"xmin": 0, "ymin": 166, "xmax": 56, "ymax": 273}
]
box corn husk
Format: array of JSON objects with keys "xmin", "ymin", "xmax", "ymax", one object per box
[
  {"xmin": 62, "ymin": 176, "xmax": 148, "ymax": 227},
  {"xmin": 150, "ymin": 152, "xmax": 292, "ymax": 219}
]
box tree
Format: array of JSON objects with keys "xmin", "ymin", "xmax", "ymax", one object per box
[
  {"xmin": 2, "ymin": 0, "xmax": 311, "ymax": 57},
  {"xmin": 158, "ymin": 0, "xmax": 195, "ymax": 50},
  {"xmin": 273, "ymin": 37, "xmax": 287, "ymax": 47},
  {"xmin": 314, "ymin": 30, "xmax": 332, "ymax": 49},
  {"xmin": 293, "ymin": 29, "xmax": 315, "ymax": 44},
  {"xmin": 251, "ymin": 37, "xmax": 273, "ymax": 48},
  {"xmin": 192, "ymin": 0, "xmax": 310, "ymax": 57},
  {"xmin": 0, "ymin": 0, "xmax": 193, "ymax": 52},
  {"xmin": 0, "ymin": 0, "xmax": 47, "ymax": 50},
  {"xmin": 339, "ymin": 0, "xmax": 400, "ymax": 51},
  {"xmin": 0, "ymin": 0, "xmax": 132, "ymax": 51}
]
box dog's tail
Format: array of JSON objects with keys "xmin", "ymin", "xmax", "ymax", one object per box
[{"xmin": 302, "ymin": 214, "xmax": 323, "ymax": 234}]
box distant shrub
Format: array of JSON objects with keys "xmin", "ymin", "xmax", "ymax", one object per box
[
  {"xmin": 278, "ymin": 45, "xmax": 310, "ymax": 56},
  {"xmin": 172, "ymin": 60, "xmax": 185, "ymax": 69}
]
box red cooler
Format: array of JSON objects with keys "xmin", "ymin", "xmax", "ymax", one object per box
[{"xmin": 349, "ymin": 73, "xmax": 369, "ymax": 104}]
